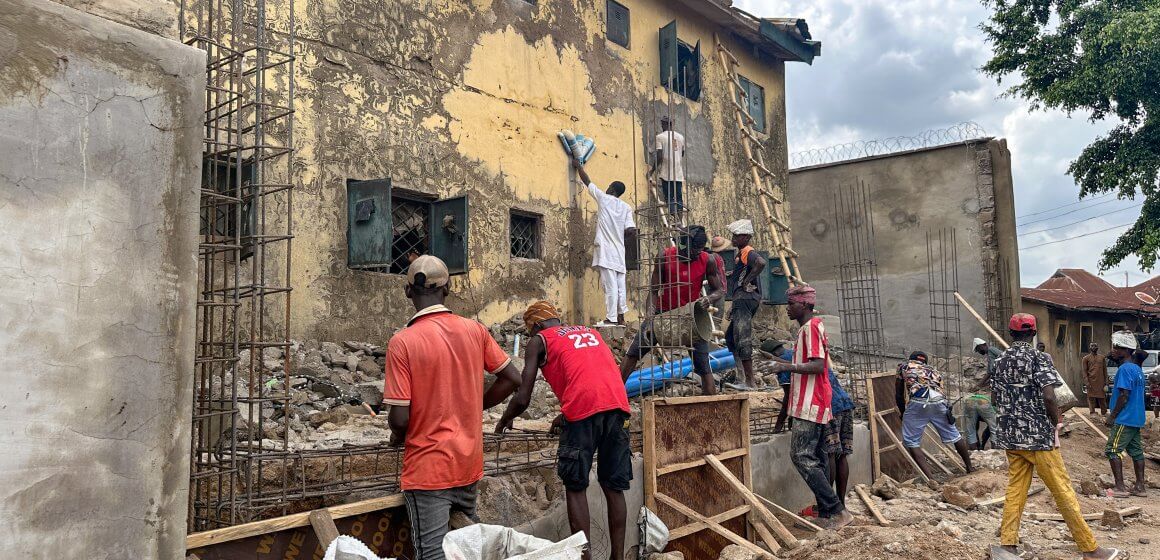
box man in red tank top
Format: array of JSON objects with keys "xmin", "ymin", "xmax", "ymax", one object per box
[
  {"xmin": 496, "ymin": 301, "xmax": 632, "ymax": 560},
  {"xmin": 620, "ymin": 225, "xmax": 725, "ymax": 395}
]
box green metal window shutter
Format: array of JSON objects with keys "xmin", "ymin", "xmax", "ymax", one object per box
[
  {"xmin": 430, "ymin": 195, "xmax": 469, "ymax": 275},
  {"xmin": 659, "ymin": 20, "xmax": 677, "ymax": 89},
  {"xmin": 346, "ymin": 178, "xmax": 392, "ymax": 268},
  {"xmin": 607, "ymin": 0, "xmax": 630, "ymax": 48},
  {"xmin": 765, "ymin": 257, "xmax": 798, "ymax": 305},
  {"xmin": 625, "ymin": 227, "xmax": 640, "ymax": 271}
]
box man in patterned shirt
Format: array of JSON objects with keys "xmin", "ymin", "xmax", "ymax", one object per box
[
  {"xmin": 895, "ymin": 351, "xmax": 974, "ymax": 479},
  {"xmin": 769, "ymin": 285, "xmax": 853, "ymax": 529},
  {"xmin": 989, "ymin": 313, "xmax": 1120, "ymax": 560}
]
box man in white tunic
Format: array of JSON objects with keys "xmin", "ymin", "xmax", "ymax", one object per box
[{"xmin": 571, "ymin": 155, "xmax": 636, "ymax": 326}]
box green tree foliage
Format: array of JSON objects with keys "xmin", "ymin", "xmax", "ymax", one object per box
[{"xmin": 981, "ymin": 0, "xmax": 1160, "ymax": 270}]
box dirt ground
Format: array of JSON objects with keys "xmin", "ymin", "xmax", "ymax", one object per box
[{"xmin": 784, "ymin": 409, "xmax": 1160, "ymax": 560}]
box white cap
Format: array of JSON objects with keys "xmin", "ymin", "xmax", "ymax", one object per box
[
  {"xmin": 972, "ymin": 338, "xmax": 987, "ymax": 348},
  {"xmin": 727, "ymin": 219, "xmax": 754, "ymax": 235},
  {"xmin": 1112, "ymin": 330, "xmax": 1138, "ymax": 350}
]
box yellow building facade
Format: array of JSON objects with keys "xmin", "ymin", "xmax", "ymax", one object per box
[{"xmin": 67, "ymin": 0, "xmax": 820, "ymax": 341}]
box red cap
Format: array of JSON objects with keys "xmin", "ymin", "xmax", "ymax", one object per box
[{"xmin": 1008, "ymin": 313, "xmax": 1037, "ymax": 332}]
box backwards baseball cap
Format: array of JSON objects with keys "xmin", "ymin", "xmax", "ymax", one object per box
[
  {"xmin": 1008, "ymin": 313, "xmax": 1037, "ymax": 332},
  {"xmin": 407, "ymin": 255, "xmax": 449, "ymax": 288}
]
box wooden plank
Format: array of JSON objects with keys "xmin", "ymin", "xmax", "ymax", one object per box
[
  {"xmin": 668, "ymin": 505, "xmax": 751, "ymax": 541},
  {"xmin": 658, "ymin": 448, "xmax": 748, "ymax": 476},
  {"xmin": 920, "ymin": 448, "xmax": 954, "ymax": 475},
  {"xmin": 186, "ymin": 493, "xmax": 406, "ymax": 549},
  {"xmin": 705, "ymin": 454, "xmax": 798, "ymax": 549},
  {"xmin": 644, "ymin": 398, "xmax": 657, "ymax": 513},
  {"xmin": 751, "ymin": 522, "xmax": 781, "ymax": 554},
  {"xmin": 657, "ymin": 393, "xmax": 750, "ymax": 405},
  {"xmin": 1070, "ymin": 408, "xmax": 1108, "ymax": 440},
  {"xmin": 1027, "ymin": 506, "xmax": 1140, "ymax": 522},
  {"xmin": 308, "ymin": 509, "xmax": 340, "ymax": 549},
  {"xmin": 923, "ymin": 430, "xmax": 965, "ymax": 472},
  {"xmin": 854, "ymin": 484, "xmax": 891, "ymax": 526},
  {"xmin": 875, "ymin": 412, "xmax": 928, "ymax": 483},
  {"xmin": 866, "ymin": 374, "xmax": 881, "ymax": 481},
  {"xmin": 953, "ymin": 291, "xmax": 1010, "ymax": 350},
  {"xmin": 741, "ymin": 395, "xmax": 754, "ymax": 544},
  {"xmin": 754, "ymin": 494, "xmax": 822, "ymax": 533},
  {"xmin": 449, "ymin": 510, "xmax": 474, "ymax": 530},
  {"xmin": 977, "ymin": 485, "xmax": 1044, "ymax": 507},
  {"xmin": 655, "ymin": 493, "xmax": 773, "ymax": 560}
]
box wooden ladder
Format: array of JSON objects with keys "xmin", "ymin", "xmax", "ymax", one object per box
[{"xmin": 714, "ymin": 35, "xmax": 802, "ymax": 286}]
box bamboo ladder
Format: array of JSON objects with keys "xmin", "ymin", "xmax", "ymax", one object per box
[{"xmin": 713, "ymin": 35, "xmax": 802, "ymax": 286}]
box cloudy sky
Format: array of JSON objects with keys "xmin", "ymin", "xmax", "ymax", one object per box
[{"xmin": 735, "ymin": 0, "xmax": 1149, "ymax": 288}]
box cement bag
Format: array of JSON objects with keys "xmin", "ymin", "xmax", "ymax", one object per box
[
  {"xmin": 1054, "ymin": 375, "xmax": 1080, "ymax": 411},
  {"xmin": 324, "ymin": 535, "xmax": 394, "ymax": 560},
  {"xmin": 637, "ymin": 506, "xmax": 670, "ymax": 554},
  {"xmin": 557, "ymin": 130, "xmax": 596, "ymax": 164},
  {"xmin": 443, "ymin": 524, "xmax": 587, "ymax": 560}
]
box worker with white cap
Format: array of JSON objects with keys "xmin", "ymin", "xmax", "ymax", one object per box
[
  {"xmin": 1104, "ymin": 330, "xmax": 1148, "ymax": 498},
  {"xmin": 967, "ymin": 337, "xmax": 1001, "ymax": 449},
  {"xmin": 723, "ymin": 219, "xmax": 765, "ymax": 391}
]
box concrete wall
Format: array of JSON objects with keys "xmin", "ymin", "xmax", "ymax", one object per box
[
  {"xmin": 0, "ymin": 0, "xmax": 203, "ymax": 556},
  {"xmin": 1020, "ymin": 300, "xmax": 1149, "ymax": 397},
  {"xmin": 788, "ymin": 140, "xmax": 1021, "ymax": 355}
]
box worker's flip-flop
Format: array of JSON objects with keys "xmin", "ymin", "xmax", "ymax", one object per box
[
  {"xmin": 1102, "ymin": 548, "xmax": 1127, "ymax": 560},
  {"xmin": 1109, "ymin": 489, "xmax": 1131, "ymax": 498},
  {"xmin": 1130, "ymin": 488, "xmax": 1148, "ymax": 497}
]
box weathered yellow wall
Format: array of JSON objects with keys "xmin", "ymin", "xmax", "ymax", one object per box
[{"xmin": 77, "ymin": 0, "xmax": 799, "ymax": 342}]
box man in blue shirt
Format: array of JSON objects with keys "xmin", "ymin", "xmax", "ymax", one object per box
[
  {"xmin": 826, "ymin": 369, "xmax": 856, "ymax": 505},
  {"xmin": 1104, "ymin": 331, "xmax": 1148, "ymax": 498}
]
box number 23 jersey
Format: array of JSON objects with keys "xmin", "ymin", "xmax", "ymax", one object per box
[{"xmin": 538, "ymin": 325, "xmax": 631, "ymax": 422}]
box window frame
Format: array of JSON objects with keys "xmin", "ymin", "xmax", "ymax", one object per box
[
  {"xmin": 737, "ymin": 74, "xmax": 766, "ymax": 132},
  {"xmin": 509, "ymin": 209, "xmax": 542, "ymax": 260},
  {"xmin": 658, "ymin": 20, "xmax": 701, "ymax": 102},
  {"xmin": 1054, "ymin": 320, "xmax": 1069, "ymax": 348},
  {"xmin": 1079, "ymin": 322, "xmax": 1094, "ymax": 355}
]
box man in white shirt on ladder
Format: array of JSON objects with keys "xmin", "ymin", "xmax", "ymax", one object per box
[
  {"xmin": 571, "ymin": 156, "xmax": 636, "ymax": 327},
  {"xmin": 649, "ymin": 116, "xmax": 685, "ymax": 217}
]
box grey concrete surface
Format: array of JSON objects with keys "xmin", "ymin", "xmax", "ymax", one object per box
[
  {"xmin": 0, "ymin": 0, "xmax": 204, "ymax": 556},
  {"xmin": 788, "ymin": 140, "xmax": 1021, "ymax": 355}
]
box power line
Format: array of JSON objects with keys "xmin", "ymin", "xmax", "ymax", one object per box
[
  {"xmin": 1017, "ymin": 198, "xmax": 1122, "ymax": 227},
  {"xmin": 1020, "ymin": 221, "xmax": 1135, "ymax": 250},
  {"xmin": 1016, "ymin": 192, "xmax": 1115, "ymax": 220},
  {"xmin": 1017, "ymin": 205, "xmax": 1141, "ymax": 237}
]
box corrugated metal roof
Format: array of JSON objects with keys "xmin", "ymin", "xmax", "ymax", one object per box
[
  {"xmin": 1035, "ymin": 268, "xmax": 1118, "ymax": 293},
  {"xmin": 1022, "ymin": 268, "xmax": 1160, "ymax": 315},
  {"xmin": 671, "ymin": 0, "xmax": 821, "ymax": 64}
]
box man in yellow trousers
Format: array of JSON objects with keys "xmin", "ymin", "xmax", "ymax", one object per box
[{"xmin": 989, "ymin": 313, "xmax": 1122, "ymax": 560}]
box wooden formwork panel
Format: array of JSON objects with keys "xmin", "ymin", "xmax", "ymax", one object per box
[{"xmin": 644, "ymin": 394, "xmax": 752, "ymax": 560}]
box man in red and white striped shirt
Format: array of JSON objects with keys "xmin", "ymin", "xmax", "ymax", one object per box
[{"xmin": 770, "ymin": 285, "xmax": 853, "ymax": 529}]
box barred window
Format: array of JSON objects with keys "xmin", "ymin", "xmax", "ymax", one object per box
[
  {"xmin": 390, "ymin": 196, "xmax": 430, "ymax": 274},
  {"xmin": 510, "ymin": 211, "xmax": 541, "ymax": 259}
]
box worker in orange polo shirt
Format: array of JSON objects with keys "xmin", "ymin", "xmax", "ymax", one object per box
[{"xmin": 385, "ymin": 256, "xmax": 523, "ymax": 560}]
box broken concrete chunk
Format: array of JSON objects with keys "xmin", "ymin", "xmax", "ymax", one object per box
[
  {"xmin": 871, "ymin": 477, "xmax": 901, "ymax": 500},
  {"xmin": 1100, "ymin": 509, "xmax": 1125, "ymax": 529},
  {"xmin": 344, "ymin": 355, "xmax": 360, "ymax": 371},
  {"xmin": 646, "ymin": 553, "xmax": 683, "ymax": 560},
  {"xmin": 356, "ymin": 357, "xmax": 381, "ymax": 375},
  {"xmin": 1079, "ymin": 480, "xmax": 1102, "ymax": 496},
  {"xmin": 1098, "ymin": 474, "xmax": 1116, "ymax": 488},
  {"xmin": 941, "ymin": 485, "xmax": 977, "ymax": 510},
  {"xmin": 308, "ymin": 407, "xmax": 351, "ymax": 428},
  {"xmin": 717, "ymin": 544, "xmax": 761, "ymax": 560}
]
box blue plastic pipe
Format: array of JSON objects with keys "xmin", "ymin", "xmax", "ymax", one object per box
[{"xmin": 625, "ymin": 348, "xmax": 736, "ymax": 397}]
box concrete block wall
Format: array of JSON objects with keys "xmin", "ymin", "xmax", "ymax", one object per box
[{"xmin": 0, "ymin": 0, "xmax": 204, "ymax": 556}]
